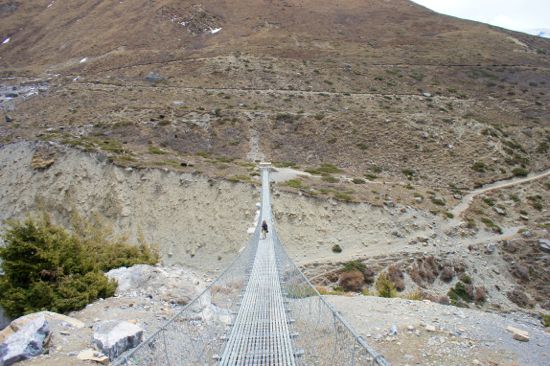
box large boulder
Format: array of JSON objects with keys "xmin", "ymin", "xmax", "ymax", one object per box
[
  {"xmin": 0, "ymin": 313, "xmax": 49, "ymax": 366},
  {"xmin": 0, "ymin": 312, "xmax": 83, "ymax": 344},
  {"xmin": 92, "ymin": 320, "xmax": 143, "ymax": 360},
  {"xmin": 106, "ymin": 264, "xmax": 203, "ymax": 305}
]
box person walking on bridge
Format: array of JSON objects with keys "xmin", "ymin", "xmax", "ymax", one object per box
[{"xmin": 261, "ymin": 220, "xmax": 269, "ymax": 239}]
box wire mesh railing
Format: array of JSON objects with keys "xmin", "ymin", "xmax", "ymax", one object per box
[
  {"xmin": 272, "ymin": 226, "xmax": 390, "ymax": 366},
  {"xmin": 113, "ymin": 220, "xmax": 261, "ymax": 366}
]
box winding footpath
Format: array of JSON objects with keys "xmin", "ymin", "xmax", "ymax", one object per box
[{"xmin": 451, "ymin": 168, "xmax": 550, "ymax": 218}]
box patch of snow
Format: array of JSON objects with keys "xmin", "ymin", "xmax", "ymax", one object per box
[
  {"xmin": 180, "ymin": 21, "xmax": 186, "ymax": 26},
  {"xmin": 2, "ymin": 38, "xmax": 10, "ymax": 45},
  {"xmin": 47, "ymin": 2, "xmax": 55, "ymax": 8},
  {"xmin": 210, "ymin": 28, "xmax": 222, "ymax": 34},
  {"xmin": 79, "ymin": 57, "xmax": 88, "ymax": 63}
]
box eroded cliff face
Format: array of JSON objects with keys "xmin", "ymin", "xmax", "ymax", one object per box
[
  {"xmin": 0, "ymin": 142, "xmax": 259, "ymax": 272},
  {"xmin": 0, "ymin": 142, "xmax": 443, "ymax": 270}
]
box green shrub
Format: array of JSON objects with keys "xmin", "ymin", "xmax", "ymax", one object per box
[
  {"xmin": 483, "ymin": 197, "xmax": 495, "ymax": 206},
  {"xmin": 480, "ymin": 217, "xmax": 503, "ymax": 234},
  {"xmin": 375, "ymin": 273, "xmax": 397, "ymax": 298},
  {"xmin": 543, "ymin": 314, "xmax": 550, "ymax": 327},
  {"xmin": 286, "ymin": 179, "xmax": 303, "ymax": 189},
  {"xmin": 343, "ymin": 260, "xmax": 366, "ymax": 273},
  {"xmin": 471, "ymin": 161, "xmax": 486, "ymax": 172},
  {"xmin": 322, "ymin": 175, "xmax": 339, "ymax": 183},
  {"xmin": 431, "ymin": 197, "xmax": 446, "ymax": 206},
  {"xmin": 512, "ymin": 167, "xmax": 529, "ymax": 177},
  {"xmin": 352, "ymin": 178, "xmax": 366, "ymax": 184},
  {"xmin": 460, "ymin": 274, "xmax": 472, "ymax": 284},
  {"xmin": 332, "ymin": 244, "xmax": 342, "ymax": 253},
  {"xmin": 148, "ymin": 146, "xmax": 167, "ymax": 155},
  {"xmin": 369, "ymin": 165, "xmax": 382, "ymax": 174},
  {"xmin": 448, "ymin": 281, "xmax": 473, "ymax": 304},
  {"xmin": 334, "ymin": 192, "xmax": 353, "ymax": 202},
  {"xmin": 0, "ymin": 215, "xmax": 158, "ymax": 317},
  {"xmin": 402, "ymin": 169, "xmax": 416, "ymax": 178},
  {"xmin": 305, "ymin": 164, "xmax": 342, "ymax": 175},
  {"xmin": 274, "ymin": 161, "xmax": 298, "ymax": 168}
]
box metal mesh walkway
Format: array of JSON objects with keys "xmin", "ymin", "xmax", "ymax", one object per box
[
  {"xmin": 219, "ymin": 165, "xmax": 295, "ymax": 365},
  {"xmin": 113, "ymin": 163, "xmax": 389, "ymax": 366}
]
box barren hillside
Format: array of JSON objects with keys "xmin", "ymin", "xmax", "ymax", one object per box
[{"xmin": 1, "ymin": 0, "xmax": 549, "ymax": 202}]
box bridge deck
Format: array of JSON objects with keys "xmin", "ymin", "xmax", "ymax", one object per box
[{"xmin": 220, "ymin": 165, "xmax": 295, "ymax": 366}]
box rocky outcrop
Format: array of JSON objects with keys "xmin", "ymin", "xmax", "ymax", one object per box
[
  {"xmin": 0, "ymin": 313, "xmax": 49, "ymax": 365},
  {"xmin": 92, "ymin": 320, "xmax": 144, "ymax": 360},
  {"xmin": 106, "ymin": 264, "xmax": 204, "ymax": 305}
]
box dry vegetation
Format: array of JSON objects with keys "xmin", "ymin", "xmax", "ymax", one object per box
[{"xmin": 0, "ymin": 0, "xmax": 549, "ymax": 209}]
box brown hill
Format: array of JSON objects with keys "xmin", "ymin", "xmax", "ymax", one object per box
[{"xmin": 1, "ymin": 0, "xmax": 549, "ymax": 208}]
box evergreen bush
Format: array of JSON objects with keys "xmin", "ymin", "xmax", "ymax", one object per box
[{"xmin": 0, "ymin": 214, "xmax": 158, "ymax": 317}]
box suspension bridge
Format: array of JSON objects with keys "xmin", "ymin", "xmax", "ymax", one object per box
[{"xmin": 114, "ymin": 163, "xmax": 389, "ymax": 366}]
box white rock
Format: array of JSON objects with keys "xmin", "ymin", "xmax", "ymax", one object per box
[
  {"xmin": 92, "ymin": 320, "xmax": 144, "ymax": 360},
  {"xmin": 106, "ymin": 264, "xmax": 201, "ymax": 305},
  {"xmin": 0, "ymin": 314, "xmax": 49, "ymax": 365},
  {"xmin": 506, "ymin": 326, "xmax": 529, "ymax": 342},
  {"xmin": 77, "ymin": 348, "xmax": 109, "ymax": 364},
  {"xmin": 425, "ymin": 324, "xmax": 436, "ymax": 332}
]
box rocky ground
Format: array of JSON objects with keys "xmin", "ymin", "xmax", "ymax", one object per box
[
  {"xmin": 5, "ymin": 264, "xmax": 207, "ymax": 366},
  {"xmin": 329, "ymin": 296, "xmax": 550, "ymax": 366},
  {"xmin": 2, "ymin": 264, "xmax": 548, "ymax": 366}
]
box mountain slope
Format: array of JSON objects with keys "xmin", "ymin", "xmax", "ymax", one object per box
[{"xmin": 1, "ymin": 0, "xmax": 549, "ymax": 207}]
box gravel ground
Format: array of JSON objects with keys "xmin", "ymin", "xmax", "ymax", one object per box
[{"xmin": 328, "ymin": 295, "xmax": 550, "ymax": 366}]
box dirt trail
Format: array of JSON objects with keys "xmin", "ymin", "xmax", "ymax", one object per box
[{"xmin": 451, "ymin": 168, "xmax": 550, "ymax": 218}]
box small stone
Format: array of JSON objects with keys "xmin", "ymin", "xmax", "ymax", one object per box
[
  {"xmin": 407, "ymin": 325, "xmax": 415, "ymax": 331},
  {"xmin": 59, "ymin": 331, "xmax": 70, "ymax": 336},
  {"xmin": 144, "ymin": 72, "xmax": 163, "ymax": 83},
  {"xmin": 485, "ymin": 243, "xmax": 496, "ymax": 254},
  {"xmin": 506, "ymin": 326, "xmax": 529, "ymax": 342},
  {"xmin": 472, "ymin": 360, "xmax": 481, "ymax": 365},
  {"xmin": 493, "ymin": 206, "xmax": 506, "ymax": 216},
  {"xmin": 77, "ymin": 349, "xmax": 109, "ymax": 365},
  {"xmin": 389, "ymin": 325, "xmax": 398, "ymax": 336},
  {"xmin": 539, "ymin": 239, "xmax": 550, "ymax": 254},
  {"xmin": 425, "ymin": 325, "xmax": 436, "ymax": 332}
]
